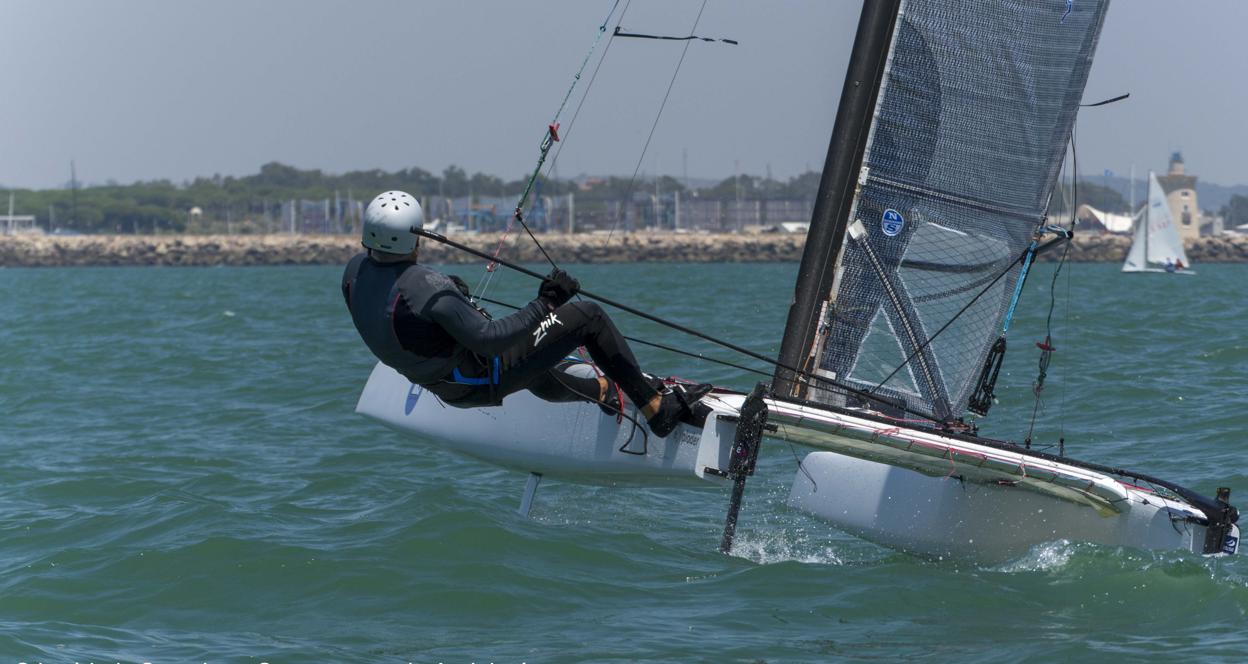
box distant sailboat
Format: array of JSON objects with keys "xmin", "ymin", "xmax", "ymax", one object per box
[{"xmin": 1122, "ymin": 172, "xmax": 1195, "ymax": 274}]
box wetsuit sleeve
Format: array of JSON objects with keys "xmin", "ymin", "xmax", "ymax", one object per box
[{"xmin": 424, "ymin": 292, "xmax": 548, "ymax": 357}]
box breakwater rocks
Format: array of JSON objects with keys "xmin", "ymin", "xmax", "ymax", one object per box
[
  {"xmin": 2, "ymin": 232, "xmax": 1247, "ymax": 267},
  {"xmin": 0, "ymin": 233, "xmax": 805, "ymax": 267},
  {"xmin": 1034, "ymin": 234, "xmax": 1248, "ymax": 263}
]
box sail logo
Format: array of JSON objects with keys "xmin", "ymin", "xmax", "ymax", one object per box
[
  {"xmin": 404, "ymin": 383, "xmax": 424, "ymax": 415},
  {"xmin": 533, "ymin": 312, "xmax": 563, "ymax": 347},
  {"xmin": 881, "ymin": 209, "xmax": 905, "ymax": 237},
  {"xmin": 1224, "ymin": 534, "xmax": 1239, "ymax": 555}
]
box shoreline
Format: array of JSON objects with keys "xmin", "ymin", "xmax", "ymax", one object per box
[{"xmin": 2, "ymin": 232, "xmax": 1247, "ymax": 267}]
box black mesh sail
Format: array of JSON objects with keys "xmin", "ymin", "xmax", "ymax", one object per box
[{"xmin": 805, "ymin": 0, "xmax": 1109, "ymax": 421}]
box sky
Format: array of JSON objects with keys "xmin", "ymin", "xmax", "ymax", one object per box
[{"xmin": 2, "ymin": 0, "xmax": 1247, "ymax": 190}]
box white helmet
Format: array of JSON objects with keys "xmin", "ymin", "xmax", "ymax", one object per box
[{"xmin": 362, "ymin": 190, "xmax": 424, "ymax": 254}]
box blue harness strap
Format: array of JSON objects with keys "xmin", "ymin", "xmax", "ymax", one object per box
[{"xmin": 451, "ymin": 356, "xmax": 501, "ymax": 385}]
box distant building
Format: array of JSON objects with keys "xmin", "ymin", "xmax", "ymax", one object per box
[
  {"xmin": 1076, "ymin": 204, "xmax": 1134, "ymax": 234},
  {"xmin": 1155, "ymin": 152, "xmax": 1201, "ymax": 242},
  {"xmin": 0, "ymin": 213, "xmax": 37, "ymax": 235}
]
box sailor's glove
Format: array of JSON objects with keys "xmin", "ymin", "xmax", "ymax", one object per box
[{"xmin": 538, "ymin": 268, "xmax": 579, "ymax": 310}]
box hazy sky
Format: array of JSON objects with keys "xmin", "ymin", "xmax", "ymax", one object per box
[{"xmin": 2, "ymin": 0, "xmax": 1247, "ymax": 190}]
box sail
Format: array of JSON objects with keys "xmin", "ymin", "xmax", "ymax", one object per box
[
  {"xmin": 784, "ymin": 0, "xmax": 1110, "ymax": 421},
  {"xmin": 1122, "ymin": 206, "xmax": 1148, "ymax": 272},
  {"xmin": 1144, "ymin": 172, "xmax": 1190, "ymax": 268}
]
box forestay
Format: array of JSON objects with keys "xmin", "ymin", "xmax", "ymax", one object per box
[{"xmin": 801, "ymin": 0, "xmax": 1110, "ymax": 421}]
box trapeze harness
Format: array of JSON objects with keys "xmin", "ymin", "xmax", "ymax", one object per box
[
  {"xmin": 341, "ymin": 254, "xmax": 549, "ymax": 406},
  {"xmin": 342, "ymin": 254, "xmax": 654, "ymax": 410}
]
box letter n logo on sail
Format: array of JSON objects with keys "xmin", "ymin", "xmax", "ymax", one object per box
[{"xmin": 881, "ymin": 209, "xmax": 905, "ymax": 237}]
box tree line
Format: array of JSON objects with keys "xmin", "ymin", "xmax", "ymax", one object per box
[
  {"xmin": 5, "ymin": 162, "xmax": 827, "ymax": 234},
  {"xmin": 14, "ymin": 161, "xmax": 1239, "ymax": 233}
]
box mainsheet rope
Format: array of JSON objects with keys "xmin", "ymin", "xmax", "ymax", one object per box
[
  {"xmin": 420, "ymin": 229, "xmax": 950, "ymax": 426},
  {"xmin": 474, "ymin": 294, "xmax": 774, "ymax": 380}
]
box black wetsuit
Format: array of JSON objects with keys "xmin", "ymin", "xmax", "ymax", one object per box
[{"xmin": 341, "ymin": 253, "xmax": 659, "ymax": 409}]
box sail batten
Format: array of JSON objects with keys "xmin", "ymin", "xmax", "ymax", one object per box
[{"xmin": 781, "ymin": 0, "xmax": 1111, "ymax": 420}]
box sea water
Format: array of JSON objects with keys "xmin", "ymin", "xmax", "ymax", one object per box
[{"xmin": 2, "ymin": 262, "xmax": 1246, "ymax": 662}]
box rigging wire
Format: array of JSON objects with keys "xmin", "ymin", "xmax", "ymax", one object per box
[
  {"xmin": 1043, "ymin": 129, "xmax": 1079, "ymax": 452},
  {"xmin": 1025, "ymin": 129, "xmax": 1079, "ymax": 449},
  {"xmin": 1059, "ymin": 167, "xmax": 1076, "ymax": 457},
  {"xmin": 475, "ymin": 1, "xmax": 635, "ymax": 305},
  {"xmin": 604, "ymin": 0, "xmax": 712, "ymax": 246},
  {"xmin": 545, "ymin": 0, "xmax": 633, "ymax": 177},
  {"xmin": 473, "ymin": 0, "xmax": 625, "ymax": 302},
  {"xmin": 865, "ymin": 230, "xmax": 1069, "ymax": 403},
  {"xmin": 864, "ymin": 115, "xmax": 1102, "ymax": 419}
]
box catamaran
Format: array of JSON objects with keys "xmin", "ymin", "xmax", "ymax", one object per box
[
  {"xmin": 1122, "ymin": 172, "xmax": 1196, "ymax": 274},
  {"xmin": 354, "ymin": 0, "xmax": 1238, "ymax": 563}
]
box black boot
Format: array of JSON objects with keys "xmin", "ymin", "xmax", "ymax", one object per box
[
  {"xmin": 644, "ymin": 379, "xmax": 714, "ymax": 437},
  {"xmin": 646, "ymin": 388, "xmax": 687, "ymax": 438}
]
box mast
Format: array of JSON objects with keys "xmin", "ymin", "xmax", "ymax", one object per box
[
  {"xmin": 1145, "ymin": 170, "xmax": 1151, "ymax": 266},
  {"xmin": 772, "ymin": 0, "xmax": 902, "ymax": 397},
  {"xmin": 1129, "ymin": 163, "xmax": 1135, "ymax": 216}
]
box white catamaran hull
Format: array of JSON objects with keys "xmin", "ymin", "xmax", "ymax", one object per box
[
  {"xmin": 356, "ymin": 363, "xmax": 734, "ymax": 486},
  {"xmin": 789, "ymin": 452, "xmax": 1220, "ymax": 562},
  {"xmin": 356, "ymin": 363, "xmax": 1235, "ymax": 563}
]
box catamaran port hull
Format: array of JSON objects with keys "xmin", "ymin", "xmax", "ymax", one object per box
[{"xmin": 356, "ymin": 363, "xmax": 1236, "ymax": 563}]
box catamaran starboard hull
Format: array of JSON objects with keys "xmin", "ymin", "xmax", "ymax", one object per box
[{"xmin": 789, "ymin": 451, "xmax": 1231, "ymax": 563}]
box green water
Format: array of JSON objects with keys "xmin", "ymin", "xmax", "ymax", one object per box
[{"xmin": 2, "ymin": 262, "xmax": 1246, "ymax": 662}]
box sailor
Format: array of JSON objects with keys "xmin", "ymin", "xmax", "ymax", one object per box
[{"xmin": 342, "ymin": 190, "xmax": 711, "ymax": 437}]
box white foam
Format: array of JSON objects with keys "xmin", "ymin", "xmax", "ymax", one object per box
[
  {"xmin": 993, "ymin": 539, "xmax": 1077, "ymax": 572},
  {"xmin": 729, "ymin": 528, "xmax": 845, "ymax": 566}
]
